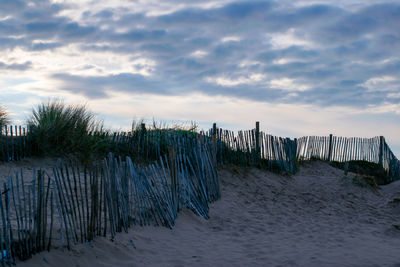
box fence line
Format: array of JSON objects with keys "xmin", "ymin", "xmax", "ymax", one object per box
[
  {"xmin": 216, "ymin": 128, "xmax": 297, "ymax": 173},
  {"xmin": 0, "ymin": 125, "xmax": 29, "ymax": 162},
  {"xmin": 295, "ymin": 134, "xmax": 400, "ymax": 180},
  {"xmin": 212, "ymin": 122, "xmax": 399, "ymax": 180},
  {"xmin": 296, "ymin": 135, "xmax": 383, "ymax": 163},
  {"xmin": 1, "ymin": 123, "xmax": 399, "ymax": 180},
  {"xmin": 0, "ymin": 139, "xmax": 219, "ymax": 264}
]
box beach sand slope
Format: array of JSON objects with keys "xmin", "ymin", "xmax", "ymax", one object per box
[{"xmin": 13, "ymin": 160, "xmax": 400, "ymax": 266}]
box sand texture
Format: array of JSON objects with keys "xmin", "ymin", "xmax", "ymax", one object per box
[{"xmin": 0, "ymin": 160, "xmax": 398, "ymax": 266}]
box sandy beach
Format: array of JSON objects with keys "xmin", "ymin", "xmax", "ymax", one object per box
[{"xmin": 0, "ymin": 160, "xmax": 394, "ymax": 266}]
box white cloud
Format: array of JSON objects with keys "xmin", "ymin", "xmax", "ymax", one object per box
[
  {"xmin": 291, "ymin": 0, "xmax": 379, "ymax": 11},
  {"xmin": 0, "ymin": 46, "xmax": 156, "ymax": 77},
  {"xmin": 267, "ymin": 28, "xmax": 315, "ymax": 49},
  {"xmin": 364, "ymin": 103, "xmax": 400, "ymax": 115},
  {"xmin": 272, "ymin": 58, "xmax": 308, "ymax": 65},
  {"xmin": 221, "ymin": 36, "xmax": 241, "ymax": 43},
  {"xmin": 205, "ymin": 73, "xmax": 266, "ymax": 87},
  {"xmin": 361, "ymin": 76, "xmax": 399, "ymax": 92},
  {"xmin": 0, "ymin": 15, "xmax": 11, "ymax": 21},
  {"xmin": 269, "ymin": 78, "xmax": 310, "ymax": 91},
  {"xmin": 387, "ymin": 93, "xmax": 400, "ymax": 98},
  {"xmin": 238, "ymin": 60, "xmax": 263, "ymax": 67},
  {"xmin": 54, "ymin": 0, "xmax": 233, "ymax": 22},
  {"xmin": 190, "ymin": 50, "xmax": 208, "ymax": 58}
]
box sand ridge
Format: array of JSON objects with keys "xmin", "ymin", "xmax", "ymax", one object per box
[{"xmin": 9, "ymin": 160, "xmax": 400, "ymax": 266}]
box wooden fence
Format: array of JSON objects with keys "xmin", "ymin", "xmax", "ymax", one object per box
[
  {"xmin": 296, "ymin": 135, "xmax": 382, "ymax": 163},
  {"xmin": 215, "ymin": 123, "xmax": 297, "ymax": 173},
  {"xmin": 296, "ymin": 134, "xmax": 400, "ymax": 181},
  {"xmin": 100, "ymin": 127, "xmax": 214, "ymax": 165},
  {"xmin": 1, "ymin": 122, "xmax": 399, "ymax": 180},
  {"xmin": 0, "ymin": 140, "xmax": 219, "ymax": 264},
  {"xmin": 0, "ymin": 126, "xmax": 29, "ymax": 162},
  {"xmin": 212, "ymin": 122, "xmax": 400, "ymax": 180}
]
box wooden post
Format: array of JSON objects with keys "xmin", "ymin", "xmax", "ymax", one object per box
[
  {"xmin": 212, "ymin": 123, "xmax": 217, "ymax": 142},
  {"xmin": 10, "ymin": 126, "xmax": 14, "ymax": 161},
  {"xmin": 168, "ymin": 147, "xmax": 176, "ymax": 211},
  {"xmin": 5, "ymin": 126, "xmax": 8, "ymax": 161},
  {"xmin": 379, "ymin": 136, "xmax": 384, "ymax": 167},
  {"xmin": 140, "ymin": 123, "xmax": 146, "ymax": 161},
  {"xmin": 36, "ymin": 169, "xmax": 45, "ymax": 251},
  {"xmin": 328, "ymin": 134, "xmax": 333, "ymax": 161},
  {"xmin": 140, "ymin": 123, "xmax": 146, "ymax": 145},
  {"xmin": 344, "ymin": 162, "xmax": 349, "ymax": 176},
  {"xmin": 41, "ymin": 171, "xmax": 46, "ymax": 250},
  {"xmin": 212, "ymin": 123, "xmax": 217, "ymax": 163},
  {"xmin": 255, "ymin": 122, "xmax": 260, "ymax": 163},
  {"xmin": 0, "ymin": 124, "xmax": 2, "ymax": 161}
]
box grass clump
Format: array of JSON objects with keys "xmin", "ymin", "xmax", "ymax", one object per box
[
  {"xmin": 27, "ymin": 100, "xmax": 105, "ymax": 161},
  {"xmin": 341, "ymin": 174, "xmax": 380, "ymax": 194},
  {"xmin": 0, "ymin": 105, "xmax": 10, "ymax": 152},
  {"xmin": 352, "ymin": 175, "xmax": 379, "ymax": 189},
  {"xmin": 331, "ymin": 160, "xmax": 389, "ymax": 185},
  {"xmin": 0, "ymin": 104, "xmax": 10, "ymax": 127}
]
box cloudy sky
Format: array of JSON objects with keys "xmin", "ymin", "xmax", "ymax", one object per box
[{"xmin": 1, "ymin": 0, "xmax": 400, "ymax": 155}]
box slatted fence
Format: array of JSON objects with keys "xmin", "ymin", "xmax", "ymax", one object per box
[
  {"xmin": 296, "ymin": 135, "xmax": 382, "ymax": 163},
  {"xmin": 296, "ymin": 134, "xmax": 400, "ymax": 181},
  {"xmin": 1, "ymin": 123, "xmax": 399, "ymax": 181},
  {"xmin": 0, "ymin": 126, "xmax": 29, "ymax": 162},
  {"xmin": 216, "ymin": 126, "xmax": 297, "ymax": 173},
  {"xmin": 0, "ymin": 139, "xmax": 219, "ymax": 264},
  {"xmin": 213, "ymin": 122, "xmax": 400, "ymax": 180}
]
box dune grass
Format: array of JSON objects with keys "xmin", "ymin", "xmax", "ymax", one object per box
[
  {"xmin": 131, "ymin": 119, "xmax": 198, "ymax": 133},
  {"xmin": 330, "ymin": 160, "xmax": 389, "ymax": 185},
  {"xmin": 25, "ymin": 102, "xmax": 201, "ymax": 163},
  {"xmin": 0, "ymin": 104, "xmax": 10, "ymax": 127},
  {"xmin": 27, "ymin": 100, "xmax": 105, "ymax": 161}
]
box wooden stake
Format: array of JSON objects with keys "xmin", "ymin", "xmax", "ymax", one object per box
[{"xmin": 379, "ymin": 136, "xmax": 384, "ymax": 167}]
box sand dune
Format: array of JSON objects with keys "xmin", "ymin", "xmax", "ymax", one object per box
[{"xmin": 9, "ymin": 160, "xmax": 400, "ymax": 266}]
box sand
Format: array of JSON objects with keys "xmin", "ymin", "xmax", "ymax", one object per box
[{"xmin": 1, "ymin": 159, "xmax": 399, "ymax": 266}]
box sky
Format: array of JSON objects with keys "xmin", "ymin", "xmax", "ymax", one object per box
[{"xmin": 0, "ymin": 0, "xmax": 399, "ymax": 156}]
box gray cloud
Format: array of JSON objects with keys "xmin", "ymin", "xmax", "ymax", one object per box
[
  {"xmin": 30, "ymin": 42, "xmax": 63, "ymax": 51},
  {"xmin": 0, "ymin": 0, "xmax": 26, "ymax": 15},
  {"xmin": 1, "ymin": 0, "xmax": 399, "ymax": 108},
  {"xmin": 0, "ymin": 61, "xmax": 32, "ymax": 71},
  {"xmin": 51, "ymin": 73, "xmax": 170, "ymax": 98}
]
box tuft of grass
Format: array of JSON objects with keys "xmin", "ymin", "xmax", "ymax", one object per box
[
  {"xmin": 131, "ymin": 119, "xmax": 146, "ymax": 132},
  {"xmin": 331, "ymin": 160, "xmax": 389, "ymax": 185},
  {"xmin": 0, "ymin": 104, "xmax": 10, "ymax": 126},
  {"xmin": 131, "ymin": 119, "xmax": 198, "ymax": 133},
  {"xmin": 342, "ymin": 174, "xmax": 380, "ymax": 193},
  {"xmin": 27, "ymin": 100, "xmax": 104, "ymax": 160}
]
